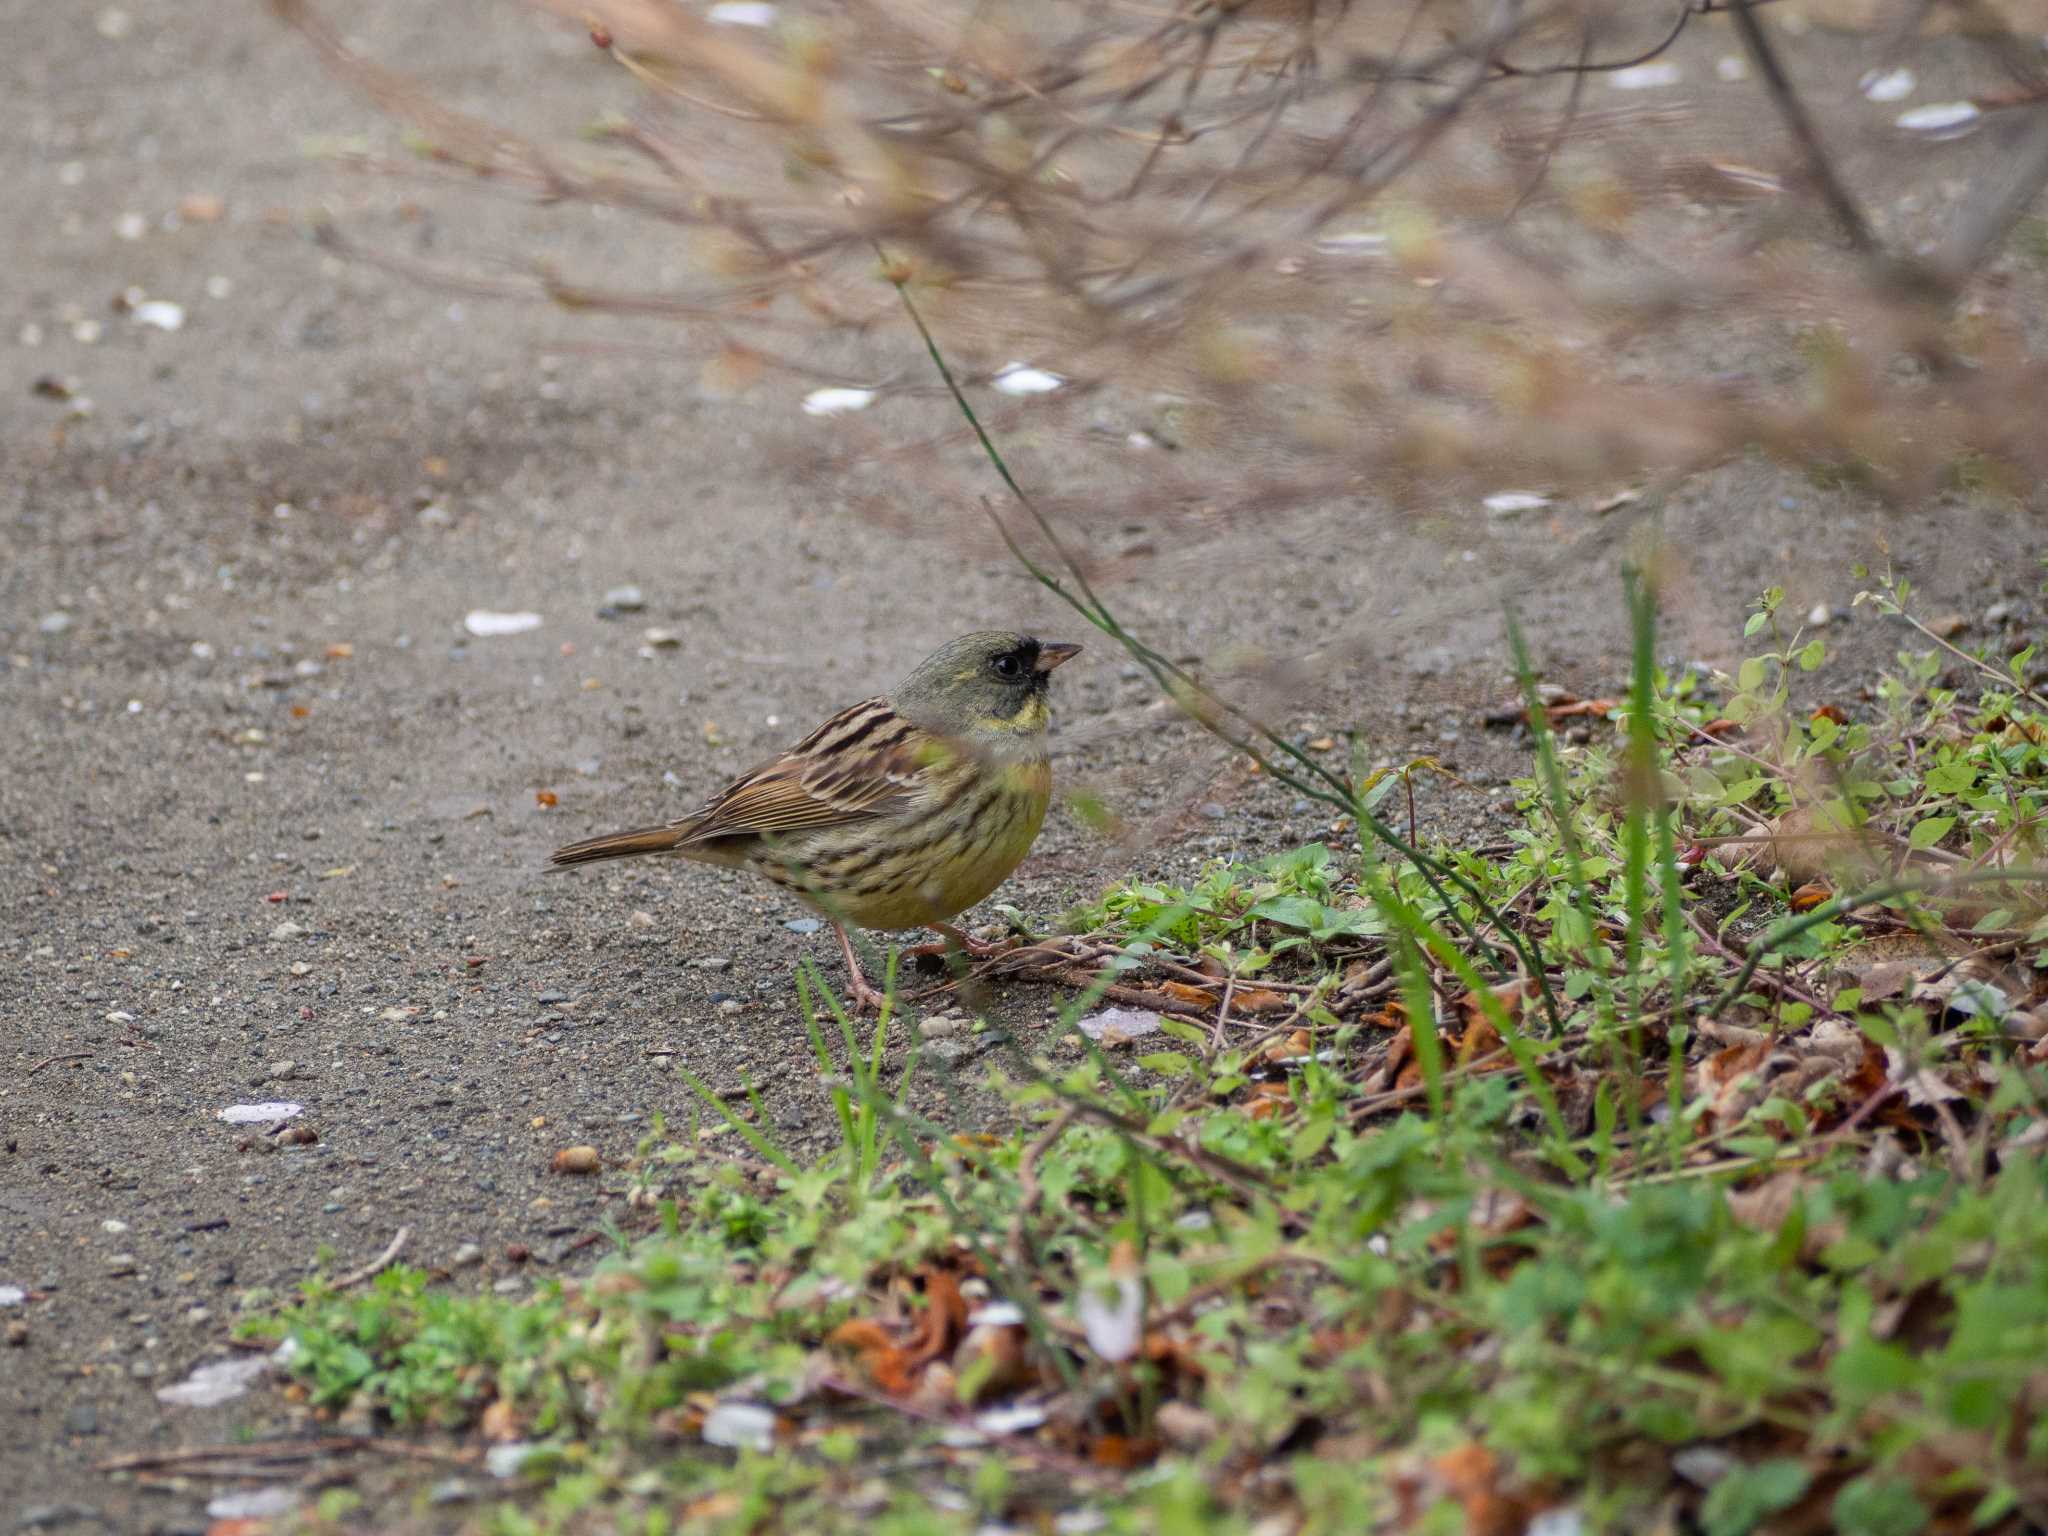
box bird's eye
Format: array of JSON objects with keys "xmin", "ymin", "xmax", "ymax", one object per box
[{"xmin": 992, "ymin": 653, "xmax": 1023, "ymax": 679}]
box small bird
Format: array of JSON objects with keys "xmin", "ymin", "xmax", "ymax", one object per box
[{"xmin": 549, "ymin": 631, "xmax": 1081, "ymax": 1010}]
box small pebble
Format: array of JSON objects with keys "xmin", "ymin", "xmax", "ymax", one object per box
[
  {"xmin": 1985, "ymin": 601, "xmax": 2012, "ymax": 625},
  {"xmin": 269, "ymin": 921, "xmax": 305, "ymax": 941},
  {"xmin": 451, "ymin": 1243, "xmax": 484, "ymax": 1267},
  {"xmin": 39, "ymin": 611, "xmax": 73, "ymax": 635},
  {"xmin": 601, "ymin": 585, "xmax": 645, "ymax": 613},
  {"xmin": 4, "ymin": 1320, "xmax": 27, "ymax": 1347},
  {"xmin": 268, "ymin": 1060, "xmax": 296, "ymax": 1081},
  {"xmin": 1198, "ymin": 802, "xmax": 1227, "ymax": 821},
  {"xmin": 718, "ymin": 999, "xmax": 743, "ymax": 1015},
  {"xmin": 692, "ymin": 956, "xmax": 733, "ymax": 971},
  {"xmin": 1807, "ymin": 604, "xmax": 1831, "ymax": 627},
  {"xmin": 552, "ymin": 1146, "xmax": 601, "ymax": 1175},
  {"xmin": 784, "ymin": 917, "xmax": 823, "ymax": 934}
]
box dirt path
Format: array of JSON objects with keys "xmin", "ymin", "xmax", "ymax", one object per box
[{"xmin": 2, "ymin": 2, "xmax": 2040, "ymax": 1530}]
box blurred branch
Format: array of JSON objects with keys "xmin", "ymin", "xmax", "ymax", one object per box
[
  {"xmin": 1936, "ymin": 105, "xmax": 2048, "ymax": 286},
  {"xmin": 1728, "ymin": 0, "xmax": 1878, "ymax": 258}
]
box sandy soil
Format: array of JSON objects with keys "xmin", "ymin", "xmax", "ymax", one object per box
[{"xmin": 2, "ymin": 2, "xmax": 2042, "ymax": 1530}]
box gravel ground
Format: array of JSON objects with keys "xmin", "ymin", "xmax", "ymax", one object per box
[{"xmin": 3, "ymin": 2, "xmax": 2042, "ymax": 1530}]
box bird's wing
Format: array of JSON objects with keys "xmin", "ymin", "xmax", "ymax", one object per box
[{"xmin": 675, "ymin": 698, "xmax": 939, "ymax": 844}]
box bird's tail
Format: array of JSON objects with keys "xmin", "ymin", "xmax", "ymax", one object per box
[{"xmin": 548, "ymin": 824, "xmax": 689, "ymax": 869}]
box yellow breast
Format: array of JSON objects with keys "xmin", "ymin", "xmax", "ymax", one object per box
[{"xmin": 788, "ymin": 757, "xmax": 1052, "ymax": 932}]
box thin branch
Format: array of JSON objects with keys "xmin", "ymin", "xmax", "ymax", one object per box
[{"xmin": 1729, "ymin": 0, "xmax": 1878, "ymax": 257}]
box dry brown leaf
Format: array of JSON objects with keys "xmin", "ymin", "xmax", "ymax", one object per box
[{"xmin": 1789, "ymin": 880, "xmax": 1833, "ymax": 913}]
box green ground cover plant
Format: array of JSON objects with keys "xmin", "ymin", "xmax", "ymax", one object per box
[{"xmin": 247, "ymin": 559, "xmax": 2048, "ymax": 1535}]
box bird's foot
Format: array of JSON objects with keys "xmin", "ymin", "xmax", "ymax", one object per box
[
  {"xmin": 834, "ymin": 922, "xmax": 895, "ymax": 1014},
  {"xmin": 905, "ymin": 923, "xmax": 1016, "ymax": 963}
]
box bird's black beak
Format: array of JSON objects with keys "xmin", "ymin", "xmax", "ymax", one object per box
[{"xmin": 1034, "ymin": 641, "xmax": 1082, "ymax": 672}]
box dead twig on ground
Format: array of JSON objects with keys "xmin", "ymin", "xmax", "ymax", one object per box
[{"xmin": 334, "ymin": 1225, "xmax": 412, "ymax": 1290}]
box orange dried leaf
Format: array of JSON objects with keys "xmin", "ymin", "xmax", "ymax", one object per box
[
  {"xmin": 1089, "ymin": 1433, "xmax": 1159, "ymax": 1469},
  {"xmin": 1789, "ymin": 881, "xmax": 1832, "ymax": 913}
]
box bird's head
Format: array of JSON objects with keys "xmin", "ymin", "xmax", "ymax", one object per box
[{"xmin": 889, "ymin": 631, "xmax": 1081, "ymax": 752}]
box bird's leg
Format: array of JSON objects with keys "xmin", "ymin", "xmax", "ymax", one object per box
[{"xmin": 833, "ymin": 922, "xmax": 892, "ymax": 1014}]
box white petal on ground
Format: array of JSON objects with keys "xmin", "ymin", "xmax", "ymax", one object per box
[
  {"xmin": 216, "ymin": 1101, "xmax": 303, "ymax": 1124},
  {"xmin": 485, "ymin": 1443, "xmax": 536, "ymax": 1478},
  {"xmin": 1484, "ymin": 491, "xmax": 1551, "ymax": 515},
  {"xmin": 709, "ymin": 1, "xmax": 776, "ymax": 23},
  {"xmin": 1860, "ymin": 67, "xmax": 1915, "ymax": 102},
  {"xmin": 1609, "ymin": 61, "xmax": 1681, "ymax": 90},
  {"xmin": 1896, "ymin": 102, "xmax": 1980, "ymax": 138},
  {"xmin": 801, "ymin": 386, "xmax": 876, "ymax": 416},
  {"xmin": 1076, "ymin": 1006, "xmax": 1162, "ymax": 1042},
  {"xmin": 991, "ymin": 362, "xmax": 1064, "ymax": 395},
  {"xmin": 0, "ymin": 1286, "xmax": 25, "ymax": 1307},
  {"xmin": 973, "ymin": 1402, "xmax": 1049, "ymax": 1435},
  {"xmin": 207, "ymin": 1488, "xmax": 301, "ymax": 1521},
  {"xmin": 132, "ymin": 300, "xmax": 185, "ymax": 332},
  {"xmin": 967, "ymin": 1301, "xmax": 1025, "ymax": 1327},
  {"xmin": 1314, "ymin": 230, "xmax": 1387, "ymax": 255},
  {"xmin": 157, "ymin": 1355, "xmax": 272, "ymax": 1407},
  {"xmin": 463, "ymin": 610, "xmax": 543, "ymax": 637},
  {"xmin": 1077, "ymin": 1272, "xmax": 1143, "ymax": 1363},
  {"xmin": 701, "ymin": 1401, "xmax": 777, "ymax": 1451}
]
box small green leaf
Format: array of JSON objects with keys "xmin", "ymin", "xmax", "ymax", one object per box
[
  {"xmin": 1701, "ymin": 1458, "xmax": 1812, "ymax": 1536},
  {"xmin": 1907, "ymin": 815, "xmax": 1955, "ymax": 850}
]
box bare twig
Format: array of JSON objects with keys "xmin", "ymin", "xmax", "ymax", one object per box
[
  {"xmin": 26, "ymin": 1052, "xmax": 93, "ymax": 1078},
  {"xmin": 334, "ymin": 1225, "xmax": 412, "ymax": 1289},
  {"xmin": 1729, "ymin": 0, "xmax": 1878, "ymax": 257}
]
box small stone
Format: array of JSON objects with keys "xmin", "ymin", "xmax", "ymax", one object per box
[
  {"xmin": 919, "ymin": 1015, "xmax": 966, "ymax": 1038},
  {"xmin": 718, "ymin": 998, "xmax": 743, "ymax": 1015},
  {"xmin": 600, "ymin": 585, "xmax": 645, "ymax": 613},
  {"xmin": 268, "ymin": 1060, "xmax": 296, "ymax": 1081},
  {"xmin": 1926, "ymin": 613, "xmax": 1968, "ymax": 639},
  {"xmin": 64, "ymin": 1401, "xmax": 98, "ymax": 1436},
  {"xmin": 783, "ymin": 918, "xmax": 823, "ymax": 934},
  {"xmin": 1806, "ymin": 604, "xmax": 1831, "ymax": 627},
  {"xmin": 1985, "ymin": 601, "xmax": 2012, "ymax": 626},
  {"xmin": 552, "ymin": 1145, "xmax": 601, "ymax": 1175},
  {"xmin": 269, "ymin": 920, "xmax": 305, "ymax": 941},
  {"xmin": 491, "ymin": 1278, "xmax": 524, "ymax": 1296},
  {"xmin": 429, "ymin": 1480, "xmax": 474, "ymax": 1506},
  {"xmin": 5, "ymin": 1321, "xmax": 27, "ymax": 1347},
  {"xmin": 627, "ymin": 910, "xmax": 657, "ymax": 929},
  {"xmin": 642, "ymin": 628, "xmax": 681, "ymax": 649},
  {"xmin": 536, "ymin": 990, "xmax": 569, "ymax": 1006},
  {"xmin": 692, "ymin": 956, "xmax": 733, "ymax": 971},
  {"xmin": 451, "ymin": 1242, "xmax": 484, "ymax": 1267},
  {"xmin": 289, "ymin": 961, "xmax": 311, "ymax": 976},
  {"xmin": 39, "ymin": 611, "xmax": 73, "ymax": 635},
  {"xmin": 104, "ymin": 1254, "xmax": 137, "ymax": 1276},
  {"xmin": 1198, "ymin": 802, "xmax": 1228, "ymax": 821},
  {"xmin": 101, "ymin": 1219, "xmax": 129, "ymax": 1235}
]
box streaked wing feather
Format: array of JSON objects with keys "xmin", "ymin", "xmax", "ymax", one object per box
[{"xmin": 675, "ymin": 699, "xmax": 933, "ymax": 844}]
